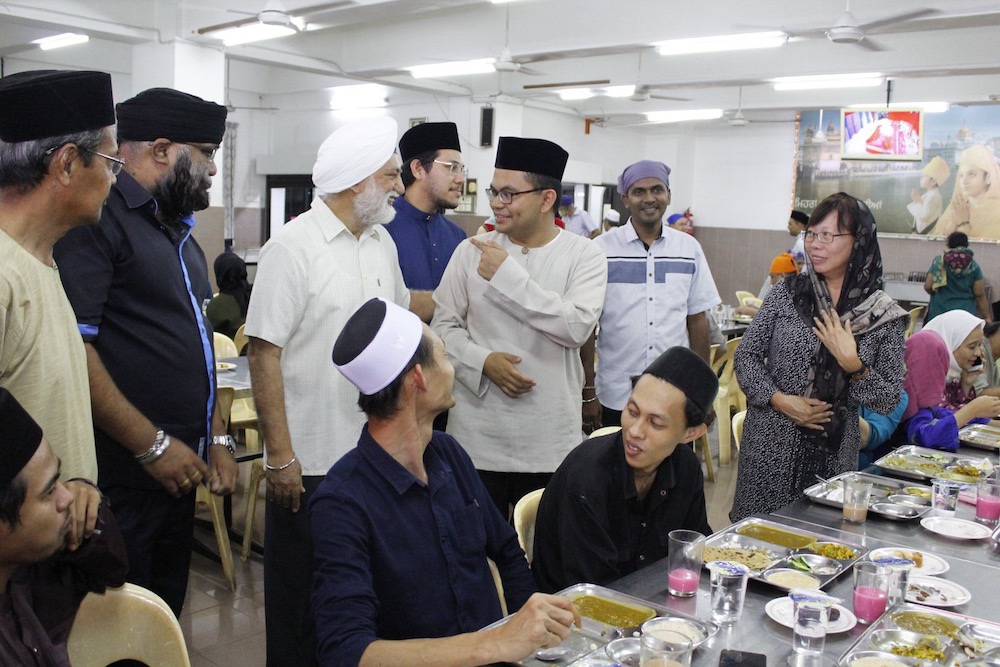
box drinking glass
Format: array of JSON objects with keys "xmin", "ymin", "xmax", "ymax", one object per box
[
  {"xmin": 853, "ymin": 561, "xmax": 889, "ymax": 625},
  {"xmin": 976, "ymin": 478, "xmax": 1000, "ymax": 526},
  {"xmin": 792, "ymin": 599, "xmax": 829, "ymax": 655},
  {"xmin": 931, "ymin": 479, "xmax": 961, "ymax": 516},
  {"xmin": 667, "ymin": 529, "xmax": 705, "ymax": 597},
  {"xmin": 639, "ymin": 624, "xmax": 693, "ymax": 667},
  {"xmin": 708, "ymin": 561, "xmax": 750, "ymax": 624},
  {"xmin": 842, "ymin": 475, "xmax": 872, "ymax": 523}
]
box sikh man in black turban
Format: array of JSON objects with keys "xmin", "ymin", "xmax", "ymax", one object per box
[
  {"xmin": 532, "ymin": 346, "xmax": 717, "ymax": 593},
  {"xmin": 54, "ymin": 87, "xmax": 238, "ymax": 616}
]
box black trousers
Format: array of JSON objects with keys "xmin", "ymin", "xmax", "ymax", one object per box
[
  {"xmin": 601, "ymin": 405, "xmax": 623, "ymax": 428},
  {"xmin": 478, "ymin": 470, "xmax": 553, "ymax": 521},
  {"xmin": 264, "ymin": 475, "xmax": 323, "ymax": 667},
  {"xmin": 102, "ymin": 484, "xmax": 196, "ymax": 617}
]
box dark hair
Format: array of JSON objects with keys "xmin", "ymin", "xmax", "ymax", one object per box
[
  {"xmin": 358, "ymin": 334, "xmax": 435, "ymax": 419},
  {"xmin": 790, "ymin": 210, "xmax": 809, "ymax": 225},
  {"xmin": 0, "ymin": 128, "xmax": 105, "ymax": 193},
  {"xmin": 947, "ymin": 232, "xmax": 969, "ymax": 249},
  {"xmin": 984, "ymin": 321, "xmax": 1000, "ymax": 338},
  {"xmin": 0, "ymin": 473, "xmax": 28, "ymax": 526},
  {"xmin": 809, "ymin": 192, "xmax": 859, "ymax": 234},
  {"xmin": 628, "ymin": 375, "xmax": 707, "ymax": 429},
  {"xmin": 401, "ymin": 149, "xmax": 438, "ymax": 188},
  {"xmin": 524, "ymin": 172, "xmax": 562, "ymax": 214}
]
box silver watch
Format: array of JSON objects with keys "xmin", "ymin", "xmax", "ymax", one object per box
[{"xmin": 211, "ymin": 434, "xmax": 236, "ymax": 455}]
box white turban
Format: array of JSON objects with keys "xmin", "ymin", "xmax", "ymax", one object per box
[{"xmin": 312, "ymin": 116, "xmax": 398, "ymax": 194}]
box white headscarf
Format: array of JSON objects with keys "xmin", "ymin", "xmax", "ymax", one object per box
[
  {"xmin": 922, "ymin": 309, "xmax": 985, "ymax": 377},
  {"xmin": 312, "ymin": 116, "xmax": 398, "ymax": 195}
]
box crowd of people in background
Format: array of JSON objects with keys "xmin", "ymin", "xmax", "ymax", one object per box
[{"xmin": 3, "ymin": 67, "xmax": 1000, "ymax": 667}]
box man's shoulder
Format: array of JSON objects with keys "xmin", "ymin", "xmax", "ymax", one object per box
[
  {"xmin": 557, "ymin": 229, "xmax": 606, "ymax": 259},
  {"xmin": 658, "ymin": 227, "xmax": 705, "ymax": 254},
  {"xmin": 554, "ymin": 435, "xmax": 620, "ymax": 480}
]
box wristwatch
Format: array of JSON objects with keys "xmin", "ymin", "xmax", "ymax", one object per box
[{"xmin": 211, "ymin": 434, "xmax": 236, "ymax": 455}]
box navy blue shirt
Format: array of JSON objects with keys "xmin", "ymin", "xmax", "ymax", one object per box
[
  {"xmin": 385, "ymin": 197, "xmax": 467, "ymax": 291},
  {"xmin": 310, "ymin": 426, "xmax": 535, "ymax": 667},
  {"xmin": 54, "ymin": 171, "xmax": 216, "ymax": 489},
  {"xmin": 532, "ymin": 432, "xmax": 713, "ymax": 593}
]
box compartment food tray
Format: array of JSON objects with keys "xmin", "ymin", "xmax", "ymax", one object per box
[{"xmin": 803, "ymin": 472, "xmax": 933, "ymax": 521}]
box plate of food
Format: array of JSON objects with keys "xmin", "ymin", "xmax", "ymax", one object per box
[
  {"xmin": 905, "ymin": 576, "xmax": 971, "ymax": 608},
  {"xmin": 920, "ymin": 516, "xmax": 992, "ymax": 540},
  {"xmin": 868, "ymin": 548, "xmax": 949, "ymax": 576},
  {"xmin": 216, "ymin": 362, "xmax": 236, "ymax": 371},
  {"xmin": 765, "ymin": 596, "xmax": 857, "ymax": 633}
]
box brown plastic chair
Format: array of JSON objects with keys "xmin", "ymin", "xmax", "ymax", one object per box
[{"xmin": 67, "ymin": 583, "xmax": 191, "ymax": 667}]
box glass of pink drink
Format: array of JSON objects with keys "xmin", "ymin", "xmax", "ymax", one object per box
[
  {"xmin": 976, "ymin": 478, "xmax": 1000, "ymax": 526},
  {"xmin": 853, "ymin": 561, "xmax": 888, "ymax": 625},
  {"xmin": 666, "ymin": 529, "xmax": 705, "ymax": 597}
]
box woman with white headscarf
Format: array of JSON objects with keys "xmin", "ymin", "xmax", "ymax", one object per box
[
  {"xmin": 932, "ymin": 144, "xmax": 1000, "ymax": 239},
  {"xmin": 922, "ymin": 309, "xmax": 994, "ymax": 411}
]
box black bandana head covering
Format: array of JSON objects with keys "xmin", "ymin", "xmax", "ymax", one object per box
[
  {"xmin": 494, "ymin": 137, "xmax": 568, "ymax": 181},
  {"xmin": 116, "ymin": 88, "xmax": 227, "ymax": 144},
  {"xmin": 789, "ymin": 193, "xmax": 905, "ymax": 450},
  {"xmin": 399, "ymin": 122, "xmax": 461, "ymax": 163},
  {"xmin": 0, "ymin": 70, "xmax": 114, "ymax": 143},
  {"xmin": 0, "ymin": 388, "xmax": 43, "ymax": 489},
  {"xmin": 213, "ymin": 252, "xmax": 251, "ymax": 316}
]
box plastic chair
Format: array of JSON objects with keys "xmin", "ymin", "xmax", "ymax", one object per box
[
  {"xmin": 589, "ymin": 425, "xmax": 623, "ymax": 439},
  {"xmin": 195, "ymin": 484, "xmax": 237, "ymax": 591},
  {"xmin": 905, "ymin": 305, "xmax": 925, "ymax": 338},
  {"xmin": 513, "ymin": 488, "xmax": 545, "ymax": 564},
  {"xmin": 241, "ymin": 459, "xmax": 266, "ymax": 561},
  {"xmin": 732, "ymin": 410, "xmax": 746, "ymax": 452},
  {"xmin": 713, "ymin": 337, "xmax": 746, "ymax": 466},
  {"xmin": 487, "ymin": 559, "xmax": 508, "ymax": 617},
  {"xmin": 233, "ymin": 323, "xmax": 249, "ymax": 354},
  {"xmin": 741, "ymin": 296, "xmax": 763, "ymax": 309},
  {"xmin": 67, "ymin": 583, "xmax": 191, "ymax": 667},
  {"xmin": 213, "ymin": 331, "xmax": 237, "ymax": 358},
  {"xmin": 735, "ymin": 290, "xmax": 757, "ymax": 306}
]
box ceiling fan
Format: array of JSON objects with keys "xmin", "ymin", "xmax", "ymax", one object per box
[
  {"xmin": 771, "ymin": 1, "xmax": 938, "ymax": 52},
  {"xmin": 629, "ymin": 53, "xmax": 690, "ymax": 102},
  {"xmin": 491, "ymin": 2, "xmax": 541, "ymax": 75},
  {"xmin": 196, "ymin": 0, "xmax": 348, "ymax": 37}
]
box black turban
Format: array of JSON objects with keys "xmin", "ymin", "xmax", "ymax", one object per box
[{"xmin": 117, "ymin": 88, "xmax": 227, "ymax": 144}]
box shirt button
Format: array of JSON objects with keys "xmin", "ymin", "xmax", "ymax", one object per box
[
  {"xmin": 660, "ymin": 490, "xmax": 667, "ymax": 497},
  {"xmin": 639, "ymin": 555, "xmax": 645, "ymax": 561},
  {"xmin": 640, "ymin": 522, "xmax": 646, "ymax": 528},
  {"xmin": 649, "ymin": 297, "xmax": 653, "ymax": 301}
]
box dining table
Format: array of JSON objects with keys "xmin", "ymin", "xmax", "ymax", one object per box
[{"xmin": 216, "ymin": 355, "xmax": 252, "ymax": 399}]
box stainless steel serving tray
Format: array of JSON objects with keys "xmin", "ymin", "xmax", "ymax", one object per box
[
  {"xmin": 484, "ymin": 583, "xmax": 718, "ymax": 666},
  {"xmin": 704, "ymin": 518, "xmax": 867, "ymax": 591},
  {"xmin": 875, "ymin": 446, "xmax": 971, "ymax": 481},
  {"xmin": 838, "ymin": 603, "xmax": 1000, "ymax": 666},
  {"xmin": 959, "ymin": 424, "xmax": 1000, "ymax": 451},
  {"xmin": 803, "ymin": 472, "xmax": 934, "ymax": 521}
]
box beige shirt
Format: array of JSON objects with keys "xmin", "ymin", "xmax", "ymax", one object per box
[
  {"xmin": 432, "ymin": 230, "xmax": 607, "ymax": 473},
  {"xmin": 245, "ymin": 197, "xmax": 409, "ymax": 475},
  {"xmin": 0, "ymin": 231, "xmax": 97, "ymax": 481}
]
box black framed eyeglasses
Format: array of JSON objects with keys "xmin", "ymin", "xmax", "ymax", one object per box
[
  {"xmin": 44, "ymin": 144, "xmax": 124, "ymax": 175},
  {"xmin": 804, "ymin": 230, "xmax": 853, "ymax": 244},
  {"xmin": 181, "ymin": 143, "xmax": 219, "ymax": 161},
  {"xmin": 432, "ymin": 159, "xmax": 468, "ymax": 177},
  {"xmin": 485, "ymin": 187, "xmax": 548, "ymax": 204}
]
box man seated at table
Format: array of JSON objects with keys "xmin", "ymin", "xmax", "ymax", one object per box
[
  {"xmin": 532, "ymin": 346, "xmax": 717, "ymax": 593},
  {"xmin": 735, "ymin": 252, "xmax": 798, "ymax": 318},
  {"xmin": 311, "ymin": 298, "xmax": 579, "ymax": 667},
  {"xmin": 0, "ymin": 387, "xmax": 128, "ymax": 665}
]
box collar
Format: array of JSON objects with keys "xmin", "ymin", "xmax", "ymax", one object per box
[
  {"xmin": 394, "ymin": 195, "xmax": 439, "ymax": 221},
  {"xmin": 624, "ymin": 219, "xmax": 666, "ymax": 244},
  {"xmin": 615, "ymin": 434, "xmax": 678, "ymax": 502},
  {"xmin": 357, "ymin": 425, "xmax": 449, "ymax": 495},
  {"xmin": 310, "ymin": 195, "xmax": 382, "ymax": 244},
  {"xmin": 115, "ymin": 170, "xmax": 155, "ymax": 212}
]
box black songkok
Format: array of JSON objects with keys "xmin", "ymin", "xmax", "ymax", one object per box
[
  {"xmin": 494, "ymin": 136, "xmax": 568, "ymax": 181},
  {"xmin": 790, "ymin": 210, "xmax": 809, "ymax": 225},
  {"xmin": 399, "ymin": 122, "xmax": 461, "ymax": 163},
  {"xmin": 0, "ymin": 388, "xmax": 43, "ymax": 489},
  {"xmin": 642, "ymin": 347, "xmax": 719, "ymax": 417},
  {"xmin": 117, "ymin": 88, "xmax": 227, "ymax": 144},
  {"xmin": 0, "ymin": 70, "xmax": 114, "ymax": 143}
]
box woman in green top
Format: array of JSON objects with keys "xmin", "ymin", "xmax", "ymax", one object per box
[
  {"xmin": 924, "ymin": 232, "xmax": 990, "ymax": 323},
  {"xmin": 206, "ymin": 252, "xmax": 251, "ymax": 340}
]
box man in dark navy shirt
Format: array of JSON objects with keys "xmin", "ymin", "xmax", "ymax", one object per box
[
  {"xmin": 386, "ymin": 122, "xmax": 468, "ymax": 323},
  {"xmin": 312, "ymin": 297, "xmax": 579, "ymax": 667},
  {"xmin": 532, "ymin": 346, "xmax": 717, "ymax": 593},
  {"xmin": 54, "ymin": 88, "xmax": 238, "ymax": 616}
]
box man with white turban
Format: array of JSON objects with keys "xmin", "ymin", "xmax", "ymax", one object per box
[{"xmin": 244, "ymin": 115, "xmax": 408, "ymax": 667}]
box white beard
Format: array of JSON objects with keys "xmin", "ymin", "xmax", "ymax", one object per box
[{"xmin": 354, "ymin": 177, "xmax": 396, "ymax": 227}]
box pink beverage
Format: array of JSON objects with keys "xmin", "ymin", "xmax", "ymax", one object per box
[
  {"xmin": 668, "ymin": 568, "xmax": 699, "ymax": 595},
  {"xmin": 977, "ymin": 495, "xmax": 1000, "ymax": 524},
  {"xmin": 853, "ymin": 586, "xmax": 888, "ymax": 624}
]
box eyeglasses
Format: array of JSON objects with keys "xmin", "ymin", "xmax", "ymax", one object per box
[
  {"xmin": 804, "ymin": 230, "xmax": 853, "ymax": 244},
  {"xmin": 181, "ymin": 143, "xmax": 219, "ymax": 161},
  {"xmin": 44, "ymin": 144, "xmax": 124, "ymax": 175},
  {"xmin": 485, "ymin": 187, "xmax": 548, "ymax": 204},
  {"xmin": 433, "ymin": 160, "xmax": 468, "ymax": 177}
]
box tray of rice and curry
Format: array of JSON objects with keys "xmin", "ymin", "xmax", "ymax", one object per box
[
  {"xmin": 874, "ymin": 446, "xmax": 996, "ymax": 484},
  {"xmin": 959, "ymin": 423, "xmax": 1000, "ymax": 451},
  {"xmin": 803, "ymin": 473, "xmax": 935, "ymax": 521},
  {"xmin": 486, "ymin": 583, "xmax": 719, "ymax": 666},
  {"xmin": 838, "ymin": 603, "xmax": 1000, "ymax": 667},
  {"xmin": 703, "ymin": 518, "xmax": 867, "ymax": 592}
]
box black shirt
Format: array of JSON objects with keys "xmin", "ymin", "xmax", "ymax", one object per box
[
  {"xmin": 532, "ymin": 432, "xmax": 712, "ymax": 593},
  {"xmin": 54, "ymin": 171, "xmax": 215, "ymax": 489}
]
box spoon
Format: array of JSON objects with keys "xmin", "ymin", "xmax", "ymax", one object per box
[{"xmin": 534, "ymin": 646, "xmax": 572, "ymax": 662}]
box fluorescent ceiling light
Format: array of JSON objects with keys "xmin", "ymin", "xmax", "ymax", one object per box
[
  {"xmin": 32, "ymin": 33, "xmax": 89, "ymax": 50},
  {"xmin": 773, "ymin": 73, "xmax": 883, "ymax": 91},
  {"xmin": 604, "ymin": 85, "xmax": 636, "ymax": 98},
  {"xmin": 655, "ymin": 31, "xmax": 787, "ymax": 56},
  {"xmin": 212, "ymin": 23, "xmax": 297, "ymax": 46},
  {"xmin": 558, "ymin": 89, "xmax": 595, "ymax": 101},
  {"xmin": 330, "ymin": 84, "xmax": 387, "ymax": 110},
  {"xmin": 407, "ymin": 59, "xmax": 495, "ymax": 78},
  {"xmin": 848, "ymin": 101, "xmax": 950, "ymax": 113},
  {"xmin": 644, "ymin": 109, "xmax": 723, "ymax": 123}
]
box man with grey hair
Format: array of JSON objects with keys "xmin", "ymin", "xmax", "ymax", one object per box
[
  {"xmin": 0, "ymin": 70, "xmax": 117, "ymax": 554},
  {"xmin": 245, "ymin": 115, "xmax": 409, "ymax": 666}
]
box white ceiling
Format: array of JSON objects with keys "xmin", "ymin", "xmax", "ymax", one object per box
[{"xmin": 2, "ymin": 0, "xmax": 1000, "ymax": 126}]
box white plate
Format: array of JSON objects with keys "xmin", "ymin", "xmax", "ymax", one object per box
[
  {"xmin": 216, "ymin": 362, "xmax": 236, "ymax": 371},
  {"xmin": 868, "ymin": 547, "xmax": 950, "ymax": 576},
  {"xmin": 764, "ymin": 597, "xmax": 857, "ymax": 633},
  {"xmin": 920, "ymin": 516, "xmax": 992, "ymax": 540},
  {"xmin": 905, "ymin": 575, "xmax": 971, "ymax": 607}
]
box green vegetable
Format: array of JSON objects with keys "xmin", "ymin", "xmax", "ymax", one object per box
[{"xmin": 788, "ymin": 556, "xmax": 812, "ymax": 572}]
